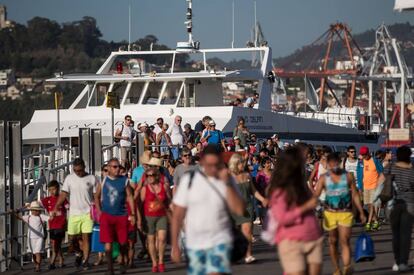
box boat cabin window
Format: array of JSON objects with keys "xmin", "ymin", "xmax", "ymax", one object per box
[
  {"xmin": 142, "ymin": 81, "xmax": 164, "ymax": 105},
  {"xmin": 177, "ymin": 83, "xmax": 195, "ymax": 107},
  {"xmin": 110, "ymin": 82, "xmax": 127, "ymax": 103},
  {"xmin": 125, "ymin": 82, "xmax": 145, "ymax": 105},
  {"xmin": 89, "ymin": 83, "xmax": 109, "ymax": 106},
  {"xmin": 75, "ymin": 88, "xmax": 89, "ymax": 109},
  {"xmin": 160, "ymin": 82, "xmax": 183, "ymax": 105}
]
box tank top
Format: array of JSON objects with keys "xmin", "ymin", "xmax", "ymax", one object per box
[
  {"xmin": 143, "ymin": 183, "xmax": 167, "ymax": 217},
  {"xmin": 102, "ymin": 176, "xmax": 128, "ymax": 216},
  {"xmin": 344, "ymin": 158, "xmax": 358, "ymax": 177},
  {"xmin": 324, "ymin": 172, "xmax": 352, "ymax": 211}
]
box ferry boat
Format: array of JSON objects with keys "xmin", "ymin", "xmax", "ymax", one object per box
[{"xmin": 22, "ymin": 0, "xmax": 384, "ymax": 151}]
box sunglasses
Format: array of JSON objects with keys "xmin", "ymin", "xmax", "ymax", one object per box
[
  {"xmin": 126, "ymin": 118, "xmax": 131, "ymax": 121},
  {"xmin": 182, "ymin": 154, "xmax": 190, "ymax": 158},
  {"xmin": 111, "ymin": 165, "xmax": 120, "ymax": 169},
  {"xmin": 103, "ymin": 169, "xmax": 108, "ymax": 172},
  {"xmin": 348, "ymin": 151, "xmax": 356, "ymax": 153},
  {"xmin": 146, "ymin": 173, "xmax": 155, "ymax": 177}
]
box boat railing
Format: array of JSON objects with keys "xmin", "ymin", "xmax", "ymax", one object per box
[{"xmin": 277, "ymin": 110, "xmax": 383, "ymax": 132}]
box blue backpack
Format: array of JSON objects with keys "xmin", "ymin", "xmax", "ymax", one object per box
[{"xmin": 354, "ymin": 233, "xmax": 375, "ymax": 262}]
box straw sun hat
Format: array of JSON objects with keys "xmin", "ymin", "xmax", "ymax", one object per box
[{"xmin": 28, "ymin": 201, "xmax": 43, "ymax": 211}]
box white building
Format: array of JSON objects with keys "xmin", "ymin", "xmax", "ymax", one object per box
[{"xmin": 0, "ymin": 69, "xmax": 15, "ymax": 87}]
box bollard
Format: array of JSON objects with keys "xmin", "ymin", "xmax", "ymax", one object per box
[
  {"xmin": 0, "ymin": 121, "xmax": 6, "ymax": 272},
  {"xmin": 91, "ymin": 129, "xmax": 102, "ymax": 178},
  {"xmin": 8, "ymin": 121, "xmax": 24, "ymax": 269},
  {"xmin": 79, "ymin": 128, "xmax": 91, "ymax": 173}
]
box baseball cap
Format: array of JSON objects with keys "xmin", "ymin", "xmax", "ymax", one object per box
[
  {"xmin": 233, "ymin": 136, "xmax": 240, "ymax": 140},
  {"xmin": 271, "ymin": 134, "xmax": 279, "ymax": 139},
  {"xmin": 359, "ymin": 146, "xmax": 369, "ymax": 155},
  {"xmin": 209, "ymin": 120, "xmax": 216, "ymax": 126}
]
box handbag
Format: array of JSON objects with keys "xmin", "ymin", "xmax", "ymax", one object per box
[
  {"xmin": 378, "ymin": 166, "xmax": 394, "ymax": 203},
  {"xmin": 193, "ymin": 169, "xmax": 248, "ymax": 263}
]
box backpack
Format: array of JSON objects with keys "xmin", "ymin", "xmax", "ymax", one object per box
[
  {"xmin": 260, "ymin": 207, "xmax": 278, "ymax": 245},
  {"xmin": 354, "ymin": 233, "xmax": 375, "ymax": 262},
  {"xmin": 186, "ymin": 169, "xmax": 248, "ymax": 263},
  {"xmin": 114, "ymin": 124, "xmax": 124, "ymax": 143}
]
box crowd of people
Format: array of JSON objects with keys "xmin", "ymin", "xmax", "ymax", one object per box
[{"xmin": 9, "ymin": 113, "xmax": 414, "ymax": 275}]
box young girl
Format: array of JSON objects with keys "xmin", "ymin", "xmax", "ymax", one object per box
[
  {"xmin": 269, "ymin": 147, "xmax": 323, "ymax": 275},
  {"xmin": 314, "ymin": 152, "xmax": 366, "ymax": 275},
  {"xmin": 14, "ymin": 201, "xmax": 50, "ymax": 272}
]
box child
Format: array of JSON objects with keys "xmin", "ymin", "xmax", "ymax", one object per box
[
  {"xmin": 41, "ymin": 180, "xmax": 68, "ymax": 269},
  {"xmin": 14, "ymin": 201, "xmax": 49, "ymax": 272},
  {"xmin": 315, "ymin": 152, "xmax": 366, "ymax": 275}
]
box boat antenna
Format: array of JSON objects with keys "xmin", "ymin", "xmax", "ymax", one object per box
[
  {"xmin": 254, "ymin": 1, "xmax": 257, "ymax": 47},
  {"xmin": 186, "ymin": 0, "xmax": 194, "ymax": 44},
  {"xmin": 232, "ymin": 0, "xmax": 235, "ymax": 48},
  {"xmin": 128, "ymin": 3, "xmax": 131, "ymax": 51},
  {"xmin": 177, "ymin": 0, "xmax": 200, "ymax": 51}
]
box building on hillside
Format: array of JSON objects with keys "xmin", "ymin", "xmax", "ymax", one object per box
[
  {"xmin": 0, "ymin": 5, "xmax": 14, "ymax": 29},
  {"xmin": 6, "ymin": 85, "xmax": 22, "ymax": 100},
  {"xmin": 0, "ymin": 69, "xmax": 15, "ymax": 87},
  {"xmin": 0, "ymin": 5, "xmax": 6, "ymax": 29}
]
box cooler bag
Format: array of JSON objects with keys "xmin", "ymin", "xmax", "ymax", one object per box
[
  {"xmin": 91, "ymin": 224, "xmax": 105, "ymax": 253},
  {"xmin": 354, "ymin": 233, "xmax": 375, "ymax": 262}
]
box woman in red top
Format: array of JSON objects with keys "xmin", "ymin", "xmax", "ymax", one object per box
[{"xmin": 140, "ymin": 167, "xmax": 171, "ymax": 273}]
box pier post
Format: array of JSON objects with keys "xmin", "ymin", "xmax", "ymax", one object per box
[
  {"xmin": 0, "ymin": 121, "xmax": 6, "ymax": 272},
  {"xmin": 79, "ymin": 128, "xmax": 91, "ymax": 173},
  {"xmin": 8, "ymin": 121, "xmax": 24, "ymax": 268},
  {"xmin": 91, "ymin": 129, "xmax": 102, "ymax": 177}
]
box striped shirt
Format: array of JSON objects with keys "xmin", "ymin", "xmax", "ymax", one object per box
[{"xmin": 390, "ymin": 164, "xmax": 414, "ymax": 204}]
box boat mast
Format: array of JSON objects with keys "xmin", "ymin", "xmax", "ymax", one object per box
[{"xmin": 128, "ymin": 4, "xmax": 131, "ymax": 51}]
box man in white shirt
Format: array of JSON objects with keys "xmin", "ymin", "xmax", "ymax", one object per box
[
  {"xmin": 167, "ymin": 115, "xmax": 184, "ymax": 160},
  {"xmin": 245, "ymin": 92, "xmax": 259, "ymax": 108},
  {"xmin": 53, "ymin": 158, "xmax": 98, "ymax": 270},
  {"xmin": 153, "ymin": 117, "xmax": 164, "ymax": 136},
  {"xmin": 171, "ymin": 145, "xmax": 244, "ymax": 274},
  {"xmin": 114, "ymin": 115, "xmax": 134, "ymax": 168}
]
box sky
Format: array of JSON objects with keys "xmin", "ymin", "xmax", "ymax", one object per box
[{"xmin": 1, "ymin": 0, "xmax": 414, "ymax": 58}]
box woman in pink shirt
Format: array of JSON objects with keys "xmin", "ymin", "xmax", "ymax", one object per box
[{"xmin": 269, "ymin": 146, "xmax": 323, "ymax": 275}]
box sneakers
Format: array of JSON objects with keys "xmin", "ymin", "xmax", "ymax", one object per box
[
  {"xmin": 158, "ymin": 263, "xmax": 165, "ymax": 272},
  {"xmin": 253, "ymin": 218, "xmax": 261, "ymax": 225},
  {"xmin": 245, "ymin": 256, "xmax": 257, "ymax": 264},
  {"xmin": 120, "ymin": 264, "xmax": 127, "ymax": 274},
  {"xmin": 82, "ymin": 261, "xmax": 91, "ymax": 271},
  {"xmin": 74, "ymin": 254, "xmax": 83, "ymax": 268},
  {"xmin": 371, "ymin": 221, "xmax": 380, "ymax": 231},
  {"xmin": 398, "ymin": 264, "xmax": 410, "ymax": 272},
  {"xmin": 365, "ymin": 222, "xmax": 371, "ymax": 231},
  {"xmin": 392, "ymin": 263, "xmax": 399, "ymax": 272}
]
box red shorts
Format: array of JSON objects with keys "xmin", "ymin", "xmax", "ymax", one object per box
[{"xmin": 100, "ymin": 212, "xmax": 128, "ymax": 245}]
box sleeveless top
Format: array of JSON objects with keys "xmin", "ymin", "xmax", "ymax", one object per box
[
  {"xmin": 102, "ymin": 176, "xmax": 128, "ymax": 216},
  {"xmin": 324, "ymin": 172, "xmax": 352, "ymax": 211},
  {"xmin": 143, "ymin": 183, "xmax": 167, "ymax": 217},
  {"xmin": 344, "ymin": 158, "xmax": 358, "ymax": 177},
  {"xmin": 159, "ymin": 134, "xmax": 169, "ymax": 155}
]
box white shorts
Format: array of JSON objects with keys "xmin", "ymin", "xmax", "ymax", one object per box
[{"xmin": 28, "ymin": 238, "xmax": 44, "ymax": 254}]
